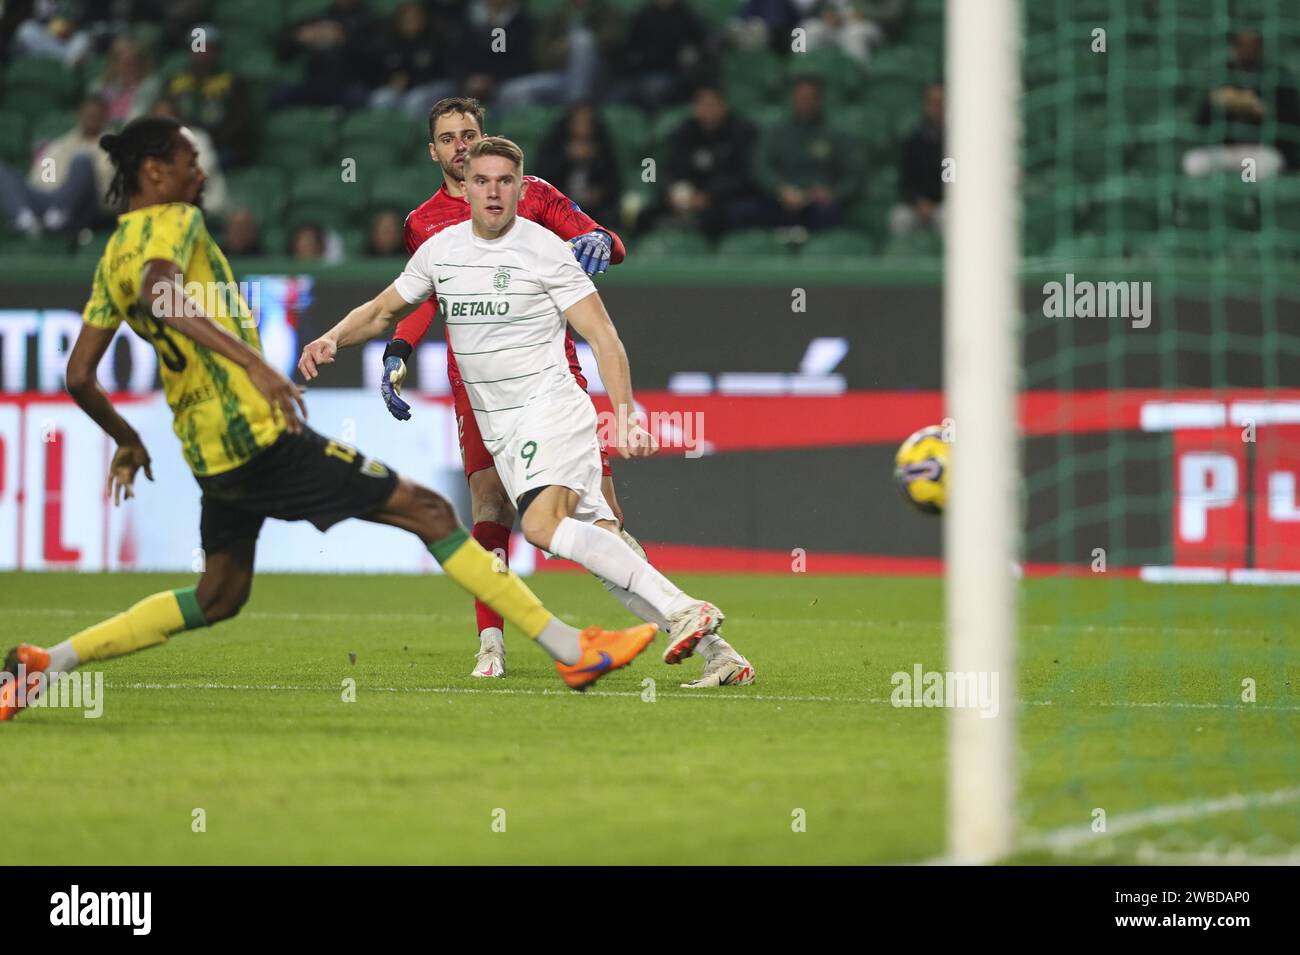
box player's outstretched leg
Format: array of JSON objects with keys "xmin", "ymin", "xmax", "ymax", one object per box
[
  {"xmin": 364, "ymin": 477, "xmax": 656, "ymax": 691},
  {"xmin": 520, "ymin": 486, "xmax": 743, "ymax": 672},
  {"xmin": 1, "ymin": 542, "xmax": 255, "ymax": 720},
  {"xmin": 466, "ymin": 467, "xmax": 516, "ymax": 678}
]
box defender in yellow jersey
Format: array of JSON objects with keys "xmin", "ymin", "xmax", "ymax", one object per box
[
  {"xmin": 82, "ymin": 199, "xmax": 283, "ymax": 475},
  {"xmin": 1, "ymin": 117, "xmax": 654, "ymax": 720}
]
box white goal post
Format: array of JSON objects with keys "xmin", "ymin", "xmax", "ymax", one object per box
[{"xmin": 943, "ymin": 0, "xmax": 1021, "ymax": 862}]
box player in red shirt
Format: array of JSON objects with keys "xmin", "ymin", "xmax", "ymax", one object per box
[{"xmin": 376, "ymin": 97, "xmax": 755, "ymax": 688}]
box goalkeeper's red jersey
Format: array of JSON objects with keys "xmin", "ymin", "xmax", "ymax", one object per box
[{"xmin": 393, "ymin": 176, "xmax": 626, "ymax": 389}]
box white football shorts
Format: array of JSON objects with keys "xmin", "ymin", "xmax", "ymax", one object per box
[{"xmin": 492, "ymin": 394, "xmax": 615, "ymax": 526}]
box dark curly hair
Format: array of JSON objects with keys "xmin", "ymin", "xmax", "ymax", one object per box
[{"xmin": 99, "ymin": 116, "xmax": 182, "ymax": 208}]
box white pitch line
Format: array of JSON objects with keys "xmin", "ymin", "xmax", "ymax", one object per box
[
  {"xmin": 1020, "ymin": 786, "xmax": 1300, "ymax": 854},
  {"xmin": 106, "ymin": 681, "xmax": 852, "ymax": 704},
  {"xmin": 98, "ymin": 681, "xmax": 1300, "ymax": 712},
  {"xmin": 1, "ymin": 607, "xmax": 1289, "ymax": 640}
]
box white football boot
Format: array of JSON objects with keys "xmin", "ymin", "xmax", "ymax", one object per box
[
  {"xmin": 471, "ymin": 628, "xmax": 506, "ymax": 678},
  {"xmin": 681, "ymin": 646, "xmax": 756, "ymax": 689},
  {"xmin": 663, "ymin": 601, "xmax": 725, "ymax": 664}
]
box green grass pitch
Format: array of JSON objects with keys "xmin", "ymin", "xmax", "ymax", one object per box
[{"xmin": 1, "ymin": 571, "xmax": 1296, "ymax": 864}]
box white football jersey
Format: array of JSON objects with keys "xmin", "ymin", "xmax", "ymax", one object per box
[{"xmin": 392, "ymin": 216, "xmax": 597, "ymax": 450}]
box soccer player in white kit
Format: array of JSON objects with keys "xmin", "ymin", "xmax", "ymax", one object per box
[{"xmin": 300, "ymin": 137, "xmax": 754, "ymax": 685}]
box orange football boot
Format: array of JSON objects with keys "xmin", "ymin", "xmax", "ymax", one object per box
[
  {"xmin": 0, "ymin": 644, "xmax": 51, "ymax": 721},
  {"xmin": 555, "ymin": 623, "xmax": 657, "ymax": 691}
]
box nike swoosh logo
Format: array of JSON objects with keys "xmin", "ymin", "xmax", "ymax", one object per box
[
  {"xmin": 438, "ymin": 275, "xmax": 454, "ymax": 283},
  {"xmin": 574, "ymin": 651, "xmax": 612, "ymax": 674},
  {"xmin": 524, "ymin": 468, "xmax": 549, "ymax": 480}
]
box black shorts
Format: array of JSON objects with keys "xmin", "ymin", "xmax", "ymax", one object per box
[{"xmin": 196, "ymin": 427, "xmax": 400, "ymax": 555}]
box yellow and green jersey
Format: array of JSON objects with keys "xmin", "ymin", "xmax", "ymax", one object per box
[{"xmin": 82, "ymin": 202, "xmax": 284, "ymax": 476}]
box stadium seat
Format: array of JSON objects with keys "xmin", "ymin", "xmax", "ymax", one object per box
[
  {"xmin": 156, "ymin": 50, "xmax": 192, "ymax": 84},
  {"xmin": 907, "ymin": 14, "xmax": 945, "ymax": 52},
  {"xmin": 225, "ymin": 169, "xmax": 289, "ymax": 223},
  {"xmin": 494, "ymin": 107, "xmax": 564, "ymax": 150},
  {"xmin": 651, "ymin": 105, "xmax": 691, "ymax": 148},
  {"xmin": 883, "ymin": 231, "xmax": 942, "ymax": 258},
  {"xmin": 630, "ymin": 229, "xmax": 711, "ymax": 260},
  {"xmin": 341, "ymin": 227, "xmax": 369, "ymax": 259},
  {"xmin": 788, "ymin": 48, "xmax": 869, "ymax": 108},
  {"xmin": 0, "ymin": 111, "xmax": 30, "ymax": 165},
  {"xmin": 289, "ymin": 166, "xmax": 372, "ymax": 222},
  {"xmin": 601, "ymin": 104, "xmax": 648, "ymax": 167},
  {"xmin": 262, "ymin": 106, "xmax": 342, "ymax": 167},
  {"xmin": 340, "ymin": 108, "xmax": 424, "ymax": 156},
  {"xmin": 847, "ymin": 197, "xmax": 893, "ymax": 246},
  {"xmin": 369, "ymin": 168, "xmax": 441, "ymax": 214},
  {"xmin": 866, "ymin": 46, "xmax": 940, "ymax": 83},
  {"xmin": 213, "ymin": 0, "xmax": 285, "ymax": 33},
  {"xmin": 239, "ymin": 46, "xmax": 297, "ymax": 88},
  {"xmin": 346, "ymin": 145, "xmax": 410, "ymax": 191},
  {"xmin": 261, "ymin": 225, "xmax": 289, "ymax": 257},
  {"xmin": 832, "ymin": 105, "xmax": 895, "ymax": 159},
  {"xmin": 693, "ymin": 0, "xmax": 740, "ymax": 28},
  {"xmin": 527, "ymin": 0, "xmax": 573, "ymax": 15},
  {"xmin": 3, "ymin": 57, "xmax": 79, "ymax": 111},
  {"xmin": 721, "ymin": 49, "xmax": 786, "ymax": 113},
  {"xmin": 802, "ymin": 229, "xmax": 875, "ymax": 258},
  {"xmin": 716, "ymin": 229, "xmax": 789, "ymax": 258},
  {"xmin": 285, "ymin": 0, "xmax": 335, "ymax": 22},
  {"xmin": 27, "ymin": 111, "xmax": 77, "ymax": 152}
]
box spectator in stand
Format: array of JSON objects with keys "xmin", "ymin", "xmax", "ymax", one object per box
[
  {"xmin": 610, "ymin": 0, "xmax": 708, "ymax": 112},
  {"xmin": 90, "ymin": 35, "xmax": 162, "ymax": 125},
  {"xmin": 645, "ymin": 84, "xmax": 764, "ymax": 237},
  {"xmin": 12, "ymin": 0, "xmax": 92, "ymax": 65},
  {"xmin": 149, "ymin": 97, "xmax": 228, "ymax": 217},
  {"xmin": 534, "ymin": 104, "xmax": 622, "ymax": 229},
  {"xmin": 289, "ymin": 222, "xmax": 345, "ymax": 263},
  {"xmin": 164, "ymin": 24, "xmax": 256, "ymax": 167},
  {"xmin": 0, "ymin": 94, "xmax": 114, "ymax": 237},
  {"xmin": 1182, "ymin": 28, "xmax": 1300, "ymax": 180},
  {"xmin": 222, "ymin": 208, "xmax": 265, "ymax": 257},
  {"xmin": 455, "ymin": 0, "xmax": 538, "ymax": 108},
  {"xmin": 731, "ymin": 0, "xmax": 800, "ymax": 54},
  {"xmin": 370, "ymin": 2, "xmax": 455, "ymax": 118},
  {"xmin": 274, "ymin": 0, "xmax": 377, "ymax": 110},
  {"xmin": 795, "ymin": 1, "xmax": 885, "ymax": 65},
  {"xmin": 891, "ymin": 82, "xmax": 945, "ymax": 236},
  {"xmin": 364, "ymin": 209, "xmax": 407, "ymax": 257},
  {"xmin": 493, "ymin": 0, "xmax": 624, "ymax": 113},
  {"xmin": 754, "ymin": 75, "xmax": 864, "ymax": 230}
]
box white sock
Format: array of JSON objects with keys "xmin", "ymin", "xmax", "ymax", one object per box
[
  {"xmin": 696, "ymin": 633, "xmax": 725, "ymax": 658},
  {"xmin": 478, "ymin": 627, "xmax": 504, "ymax": 650},
  {"xmin": 536, "ymin": 618, "xmax": 581, "ymax": 665},
  {"xmin": 598, "ymin": 575, "xmax": 671, "ymax": 629},
  {"xmin": 549, "ymin": 517, "xmax": 693, "ymax": 622},
  {"xmin": 47, "ymin": 640, "xmax": 81, "ymax": 673}
]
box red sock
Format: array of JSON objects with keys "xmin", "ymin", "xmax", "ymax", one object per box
[{"xmin": 471, "ymin": 521, "xmax": 511, "ymax": 637}]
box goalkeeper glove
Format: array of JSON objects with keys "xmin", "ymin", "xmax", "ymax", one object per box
[
  {"xmin": 381, "ymin": 354, "xmax": 411, "ymax": 421},
  {"xmin": 570, "ymin": 230, "xmax": 613, "ymax": 274}
]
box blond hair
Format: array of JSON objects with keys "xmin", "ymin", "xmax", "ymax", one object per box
[{"xmin": 465, "ymin": 136, "xmax": 524, "ymax": 175}]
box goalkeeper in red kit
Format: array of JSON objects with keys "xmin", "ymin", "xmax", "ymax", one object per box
[{"xmin": 374, "ymin": 97, "xmax": 753, "ymax": 688}]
